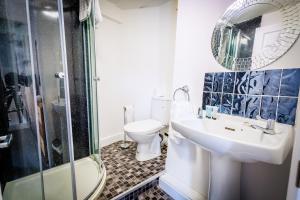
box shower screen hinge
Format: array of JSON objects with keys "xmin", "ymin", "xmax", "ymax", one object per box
[{"xmin": 93, "ymin": 77, "xmax": 100, "ymax": 82}]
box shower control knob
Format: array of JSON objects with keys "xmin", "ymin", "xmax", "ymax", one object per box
[{"xmin": 55, "ymin": 72, "xmax": 65, "ymax": 79}]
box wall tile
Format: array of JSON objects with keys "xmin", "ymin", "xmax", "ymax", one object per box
[
  {"xmin": 223, "ymin": 72, "xmax": 236, "ymax": 93},
  {"xmin": 277, "ymin": 97, "xmax": 298, "ymax": 125},
  {"xmin": 260, "ymin": 96, "xmax": 278, "ymax": 120},
  {"xmin": 234, "ymin": 72, "xmax": 249, "ymax": 94},
  {"xmin": 263, "ymin": 69, "xmax": 281, "ymax": 96},
  {"xmin": 280, "ymin": 68, "xmax": 300, "ymax": 97},
  {"xmin": 203, "ymin": 73, "xmax": 213, "ymax": 92},
  {"xmin": 212, "ymin": 73, "xmax": 224, "ymax": 92},
  {"xmin": 202, "ymin": 68, "xmax": 299, "ymax": 125},
  {"xmin": 221, "ymin": 94, "xmax": 233, "ymax": 114},
  {"xmin": 232, "ymin": 94, "xmax": 246, "ymax": 116},
  {"xmin": 245, "ymin": 95, "xmax": 261, "ymax": 119},
  {"xmin": 248, "ymin": 71, "xmax": 264, "ymax": 95},
  {"xmin": 211, "ymin": 92, "xmax": 221, "ymax": 107},
  {"xmin": 202, "ymin": 92, "xmax": 211, "ymax": 109}
]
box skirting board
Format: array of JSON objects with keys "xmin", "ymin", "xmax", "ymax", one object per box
[
  {"xmin": 159, "ymin": 173, "xmax": 207, "ymax": 200},
  {"xmin": 100, "ymin": 132, "xmax": 133, "ymax": 147}
]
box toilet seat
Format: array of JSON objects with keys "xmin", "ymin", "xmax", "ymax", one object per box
[{"xmin": 124, "ymin": 119, "xmax": 163, "ymax": 135}]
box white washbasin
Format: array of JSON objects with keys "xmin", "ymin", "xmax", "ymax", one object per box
[{"xmin": 171, "ymin": 114, "xmax": 294, "ymax": 164}]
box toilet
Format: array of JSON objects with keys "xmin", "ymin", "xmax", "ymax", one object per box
[{"xmin": 124, "ymin": 96, "xmax": 171, "ymax": 161}]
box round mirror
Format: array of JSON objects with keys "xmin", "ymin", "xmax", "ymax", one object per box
[{"xmin": 211, "ymin": 0, "xmax": 300, "ymax": 71}]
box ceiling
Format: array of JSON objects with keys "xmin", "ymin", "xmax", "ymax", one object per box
[{"xmin": 106, "ymin": 0, "xmax": 172, "ymax": 9}]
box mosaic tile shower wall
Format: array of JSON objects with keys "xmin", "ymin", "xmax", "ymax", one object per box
[{"xmin": 202, "ymin": 68, "xmax": 300, "ymax": 125}]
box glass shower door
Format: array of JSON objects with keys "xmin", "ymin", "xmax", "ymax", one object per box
[
  {"xmin": 28, "ymin": 0, "xmax": 75, "ymax": 199},
  {"xmin": 0, "ymin": 0, "xmax": 76, "ymax": 199},
  {"xmin": 0, "ymin": 0, "xmax": 44, "ymax": 199},
  {"xmin": 0, "ymin": 0, "xmax": 103, "ymax": 199}
]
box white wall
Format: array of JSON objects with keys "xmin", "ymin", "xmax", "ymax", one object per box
[
  {"xmin": 172, "ymin": 0, "xmax": 300, "ymax": 199},
  {"xmin": 95, "ymin": 0, "xmax": 177, "ymax": 145}
]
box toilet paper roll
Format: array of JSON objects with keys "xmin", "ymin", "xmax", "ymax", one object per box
[{"xmin": 123, "ymin": 105, "xmax": 134, "ymax": 124}]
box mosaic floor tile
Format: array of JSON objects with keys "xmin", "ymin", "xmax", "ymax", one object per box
[
  {"xmin": 138, "ymin": 181, "xmax": 173, "ymax": 200},
  {"xmin": 97, "ymin": 141, "xmax": 167, "ymax": 200}
]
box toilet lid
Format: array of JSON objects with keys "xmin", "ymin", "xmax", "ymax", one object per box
[{"xmin": 124, "ymin": 119, "xmax": 163, "ymax": 135}]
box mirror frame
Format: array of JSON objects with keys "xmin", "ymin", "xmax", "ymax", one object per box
[{"xmin": 211, "ymin": 0, "xmax": 300, "ymax": 71}]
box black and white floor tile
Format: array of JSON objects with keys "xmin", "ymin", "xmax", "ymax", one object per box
[{"xmin": 98, "ymin": 141, "xmax": 167, "ymax": 200}]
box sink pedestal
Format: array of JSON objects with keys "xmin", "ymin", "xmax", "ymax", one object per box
[{"xmin": 210, "ymin": 153, "xmax": 241, "ymax": 200}]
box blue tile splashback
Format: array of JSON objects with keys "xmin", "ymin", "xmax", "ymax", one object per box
[
  {"xmin": 280, "ymin": 69, "xmax": 300, "ymax": 97},
  {"xmin": 263, "ymin": 70, "xmax": 281, "ymax": 96},
  {"xmin": 235, "ymin": 72, "xmax": 249, "ymax": 94},
  {"xmin": 202, "ymin": 68, "xmax": 300, "ymax": 125},
  {"xmin": 232, "ymin": 94, "xmax": 246, "ymax": 116},
  {"xmin": 223, "ymin": 72, "xmax": 235, "ymax": 93},
  {"xmin": 204, "ymin": 73, "xmax": 213, "ymax": 92},
  {"xmin": 248, "ymin": 71, "xmax": 264, "ymax": 95},
  {"xmin": 261, "ymin": 96, "xmax": 277, "ymax": 120},
  {"xmin": 212, "ymin": 73, "xmax": 224, "ymax": 92}
]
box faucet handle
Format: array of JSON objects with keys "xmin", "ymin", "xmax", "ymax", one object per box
[
  {"xmin": 197, "ymin": 107, "xmax": 203, "ymax": 119},
  {"xmin": 266, "ymin": 119, "xmax": 275, "ymax": 130}
]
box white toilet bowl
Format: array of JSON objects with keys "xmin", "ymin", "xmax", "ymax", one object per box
[
  {"xmin": 124, "ymin": 96, "xmax": 171, "ymax": 161},
  {"xmin": 125, "ymin": 119, "xmax": 163, "ymax": 161}
]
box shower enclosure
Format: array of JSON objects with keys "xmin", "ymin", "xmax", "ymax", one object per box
[{"xmin": 0, "ymin": 0, "xmax": 105, "ymax": 199}]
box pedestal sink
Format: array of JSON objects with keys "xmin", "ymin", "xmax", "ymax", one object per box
[{"xmin": 171, "ymin": 114, "xmax": 294, "ymax": 200}]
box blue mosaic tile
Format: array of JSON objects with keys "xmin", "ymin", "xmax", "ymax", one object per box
[
  {"xmin": 211, "ymin": 93, "xmax": 222, "ymax": 107},
  {"xmin": 232, "ymin": 94, "xmax": 246, "ymax": 116},
  {"xmin": 280, "ymin": 68, "xmax": 300, "ymax": 97},
  {"xmin": 260, "ymin": 96, "xmax": 278, "ymax": 120},
  {"xmin": 212, "ymin": 73, "xmax": 224, "ymax": 92},
  {"xmin": 263, "ymin": 69, "xmax": 281, "ymax": 96},
  {"xmin": 220, "ymin": 94, "xmax": 233, "ymax": 114},
  {"xmin": 277, "ymin": 97, "xmax": 298, "ymax": 125},
  {"xmin": 202, "ymin": 92, "xmax": 211, "ymax": 109},
  {"xmin": 248, "ymin": 71, "xmax": 264, "ymax": 95},
  {"xmin": 223, "ymin": 72, "xmax": 236, "ymax": 93},
  {"xmin": 203, "ymin": 73, "xmax": 213, "ymax": 92},
  {"xmin": 245, "ymin": 96, "xmax": 261, "ymax": 119},
  {"xmin": 234, "ymin": 72, "xmax": 249, "ymax": 94}
]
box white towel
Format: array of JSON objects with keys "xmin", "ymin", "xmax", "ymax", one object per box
[
  {"xmin": 170, "ymin": 101, "xmax": 195, "ymax": 121},
  {"xmin": 79, "ymin": 0, "xmax": 92, "ymax": 22},
  {"xmin": 94, "ymin": 0, "xmax": 103, "ymax": 28},
  {"xmin": 169, "ymin": 101, "xmax": 195, "ymax": 144},
  {"xmin": 79, "ymin": 0, "xmax": 103, "ymax": 27},
  {"xmin": 124, "ymin": 105, "xmax": 134, "ymax": 124}
]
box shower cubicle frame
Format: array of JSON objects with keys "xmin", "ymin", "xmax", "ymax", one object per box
[
  {"xmin": 26, "ymin": 0, "xmax": 78, "ymax": 198},
  {"xmin": 0, "ymin": 0, "xmax": 104, "ymax": 199}
]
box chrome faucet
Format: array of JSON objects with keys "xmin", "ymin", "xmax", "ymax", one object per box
[
  {"xmin": 197, "ymin": 107, "xmax": 203, "ymax": 119},
  {"xmin": 250, "ymin": 118, "xmax": 276, "ymax": 135},
  {"xmin": 266, "ymin": 119, "xmax": 275, "ymax": 130}
]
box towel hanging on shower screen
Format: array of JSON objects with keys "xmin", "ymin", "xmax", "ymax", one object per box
[
  {"xmin": 79, "ymin": 0, "xmax": 92, "ymax": 22},
  {"xmin": 79, "ymin": 0, "xmax": 103, "ymax": 28}
]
